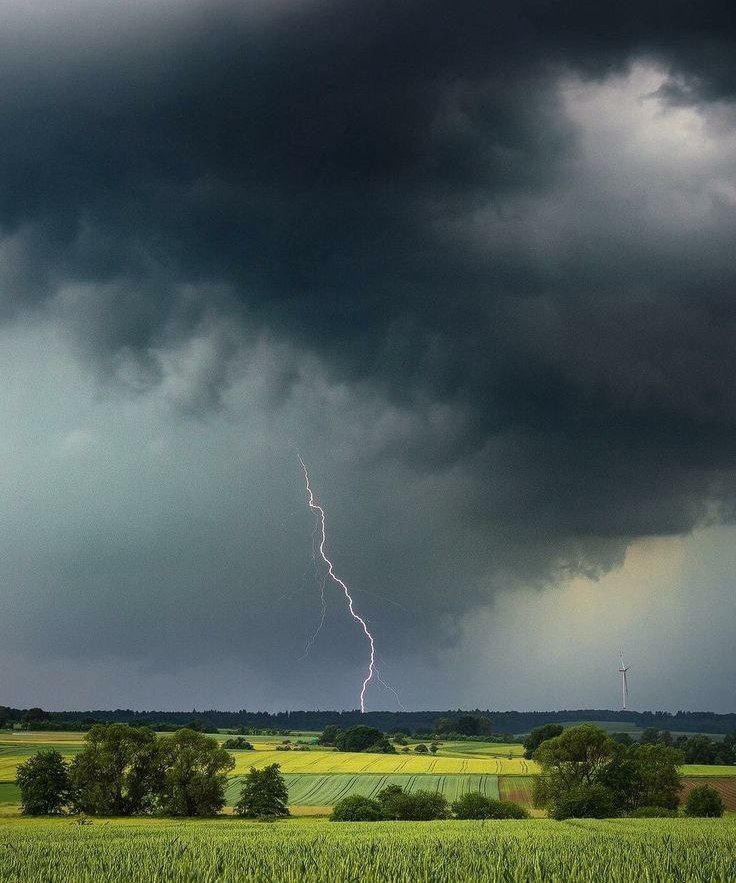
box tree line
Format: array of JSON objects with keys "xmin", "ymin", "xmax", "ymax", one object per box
[
  {"xmin": 6, "ymin": 706, "xmax": 736, "ymax": 736},
  {"xmin": 16, "ymin": 724, "xmax": 288, "ymax": 818},
  {"xmin": 530, "ymin": 724, "xmax": 724, "ymax": 819}
]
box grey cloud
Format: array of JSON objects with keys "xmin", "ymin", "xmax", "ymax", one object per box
[{"xmin": 1, "ymin": 0, "xmax": 736, "ymax": 709}]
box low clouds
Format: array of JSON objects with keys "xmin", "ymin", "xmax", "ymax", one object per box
[{"xmin": 1, "ymin": 0, "xmax": 736, "ymax": 709}]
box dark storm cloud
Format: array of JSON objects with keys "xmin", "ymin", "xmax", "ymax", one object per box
[{"xmin": 3, "ymin": 0, "xmax": 736, "ymax": 709}]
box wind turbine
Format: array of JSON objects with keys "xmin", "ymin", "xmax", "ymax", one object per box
[{"xmin": 619, "ymin": 650, "xmax": 629, "ymax": 710}]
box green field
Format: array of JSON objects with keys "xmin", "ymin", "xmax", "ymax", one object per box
[
  {"xmin": 227, "ymin": 773, "xmax": 501, "ymax": 806},
  {"xmin": 1, "ymin": 816, "xmax": 736, "ymax": 882}
]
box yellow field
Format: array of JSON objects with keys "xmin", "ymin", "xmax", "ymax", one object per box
[
  {"xmin": 3, "ymin": 732, "xmax": 735, "ymax": 783},
  {"xmin": 228, "ymin": 749, "xmax": 534, "ymax": 776}
]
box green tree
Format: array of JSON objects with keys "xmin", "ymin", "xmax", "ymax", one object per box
[
  {"xmin": 684, "ymin": 784, "xmax": 724, "ymax": 817},
  {"xmin": 16, "ymin": 750, "xmax": 70, "ymax": 815},
  {"xmin": 598, "ymin": 743, "xmax": 683, "ymax": 813},
  {"xmin": 414, "ymin": 743, "xmax": 428, "ymax": 753},
  {"xmin": 157, "ymin": 729, "xmax": 235, "ymax": 816},
  {"xmin": 533, "ymin": 725, "xmax": 620, "ymax": 817},
  {"xmin": 523, "ymin": 724, "xmax": 564, "ymax": 760},
  {"xmin": 69, "ymin": 724, "xmax": 160, "ymax": 816},
  {"xmin": 376, "ymin": 784, "xmax": 405, "ymax": 819},
  {"xmin": 334, "ymin": 726, "xmax": 384, "ymax": 752},
  {"xmin": 682, "ymin": 734, "xmax": 717, "ymax": 764},
  {"xmin": 331, "ymin": 794, "xmax": 384, "ymax": 821},
  {"xmin": 317, "ymin": 725, "xmax": 343, "ymax": 746},
  {"xmin": 235, "ymin": 763, "xmax": 290, "ymax": 818}
]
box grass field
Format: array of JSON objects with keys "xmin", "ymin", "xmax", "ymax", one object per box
[{"xmin": 1, "ymin": 816, "xmax": 736, "ymax": 882}]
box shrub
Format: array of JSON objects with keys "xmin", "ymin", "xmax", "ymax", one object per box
[
  {"xmin": 365, "ymin": 738, "xmax": 396, "ymax": 754},
  {"xmin": 452, "ymin": 792, "xmax": 528, "ymax": 819},
  {"xmin": 629, "ymin": 806, "xmax": 677, "ymax": 818},
  {"xmin": 684, "ymin": 784, "xmax": 724, "ymax": 818},
  {"xmin": 385, "ymin": 788, "xmax": 448, "ymax": 820},
  {"xmin": 331, "ymin": 795, "xmax": 384, "ymax": 821},
  {"xmin": 223, "ymin": 737, "xmax": 254, "ymax": 750},
  {"xmin": 414, "ymin": 743, "xmax": 428, "ymax": 754},
  {"xmin": 16, "ymin": 750, "xmax": 71, "ymax": 815},
  {"xmin": 550, "ymin": 784, "xmax": 615, "ymax": 820}
]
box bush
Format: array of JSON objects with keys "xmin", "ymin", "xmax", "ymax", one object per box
[
  {"xmin": 365, "ymin": 738, "xmax": 396, "ymax": 754},
  {"xmin": 331, "ymin": 795, "xmax": 384, "ymax": 821},
  {"xmin": 684, "ymin": 785, "xmax": 724, "ymax": 818},
  {"xmin": 379, "ymin": 787, "xmax": 448, "ymax": 820},
  {"xmin": 452, "ymin": 791, "xmax": 528, "ymax": 819},
  {"xmin": 414, "ymin": 743, "xmax": 428, "ymax": 754},
  {"xmin": 223, "ymin": 737, "xmax": 254, "ymax": 750},
  {"xmin": 550, "ymin": 784, "xmax": 615, "ymax": 820},
  {"xmin": 16, "ymin": 750, "xmax": 71, "ymax": 815},
  {"xmin": 629, "ymin": 806, "xmax": 677, "ymax": 818}
]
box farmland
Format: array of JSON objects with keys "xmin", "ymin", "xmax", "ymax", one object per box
[
  {"xmin": 3, "ymin": 730, "xmax": 736, "ymax": 814},
  {"xmin": 228, "ymin": 773, "xmax": 502, "ymax": 806},
  {"xmin": 2, "ymin": 816, "xmax": 736, "ymax": 882}
]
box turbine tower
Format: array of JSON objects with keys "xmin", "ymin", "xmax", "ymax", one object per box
[{"xmin": 619, "ymin": 650, "xmax": 629, "ymax": 711}]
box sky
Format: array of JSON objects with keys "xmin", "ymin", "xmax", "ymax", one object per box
[{"xmin": 2, "ymin": 0, "xmax": 736, "ymax": 713}]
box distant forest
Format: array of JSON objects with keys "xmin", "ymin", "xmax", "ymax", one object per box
[{"xmin": 2, "ymin": 707, "xmax": 736, "ymax": 735}]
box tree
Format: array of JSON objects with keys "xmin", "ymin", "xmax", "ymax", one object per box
[
  {"xmin": 684, "ymin": 784, "xmax": 724, "ymax": 817},
  {"xmin": 157, "ymin": 729, "xmax": 235, "ymax": 816},
  {"xmin": 682, "ymin": 734, "xmax": 718, "ymax": 764},
  {"xmin": 334, "ymin": 726, "xmax": 384, "ymax": 753},
  {"xmin": 21, "ymin": 708, "xmax": 49, "ymax": 728},
  {"xmin": 639, "ymin": 728, "xmax": 660, "ymax": 745},
  {"xmin": 376, "ymin": 784, "xmax": 405, "ymax": 819},
  {"xmin": 414, "ymin": 743, "xmax": 428, "ymax": 753},
  {"xmin": 523, "ymin": 724, "xmax": 564, "ymax": 760},
  {"xmin": 318, "ymin": 725, "xmax": 343, "ymax": 746},
  {"xmin": 236, "ymin": 763, "xmax": 290, "ymax": 818},
  {"xmin": 533, "ymin": 725, "xmax": 620, "ymax": 817},
  {"xmin": 331, "ymin": 795, "xmax": 384, "ymax": 821},
  {"xmin": 598, "ymin": 743, "xmax": 682, "ymax": 813},
  {"xmin": 16, "ymin": 750, "xmax": 70, "ymax": 815},
  {"xmin": 69, "ymin": 724, "xmax": 161, "ymax": 816},
  {"xmin": 610, "ymin": 732, "xmax": 634, "ymax": 747},
  {"xmin": 429, "ymin": 742, "xmax": 439, "ymax": 754},
  {"xmin": 452, "ymin": 792, "xmax": 528, "ymax": 819}
]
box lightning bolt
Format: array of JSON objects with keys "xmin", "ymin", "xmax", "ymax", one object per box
[{"xmin": 299, "ymin": 456, "xmax": 375, "ymax": 712}]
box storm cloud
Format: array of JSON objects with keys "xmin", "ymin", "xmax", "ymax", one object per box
[{"xmin": 2, "ymin": 0, "xmax": 736, "ymax": 710}]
